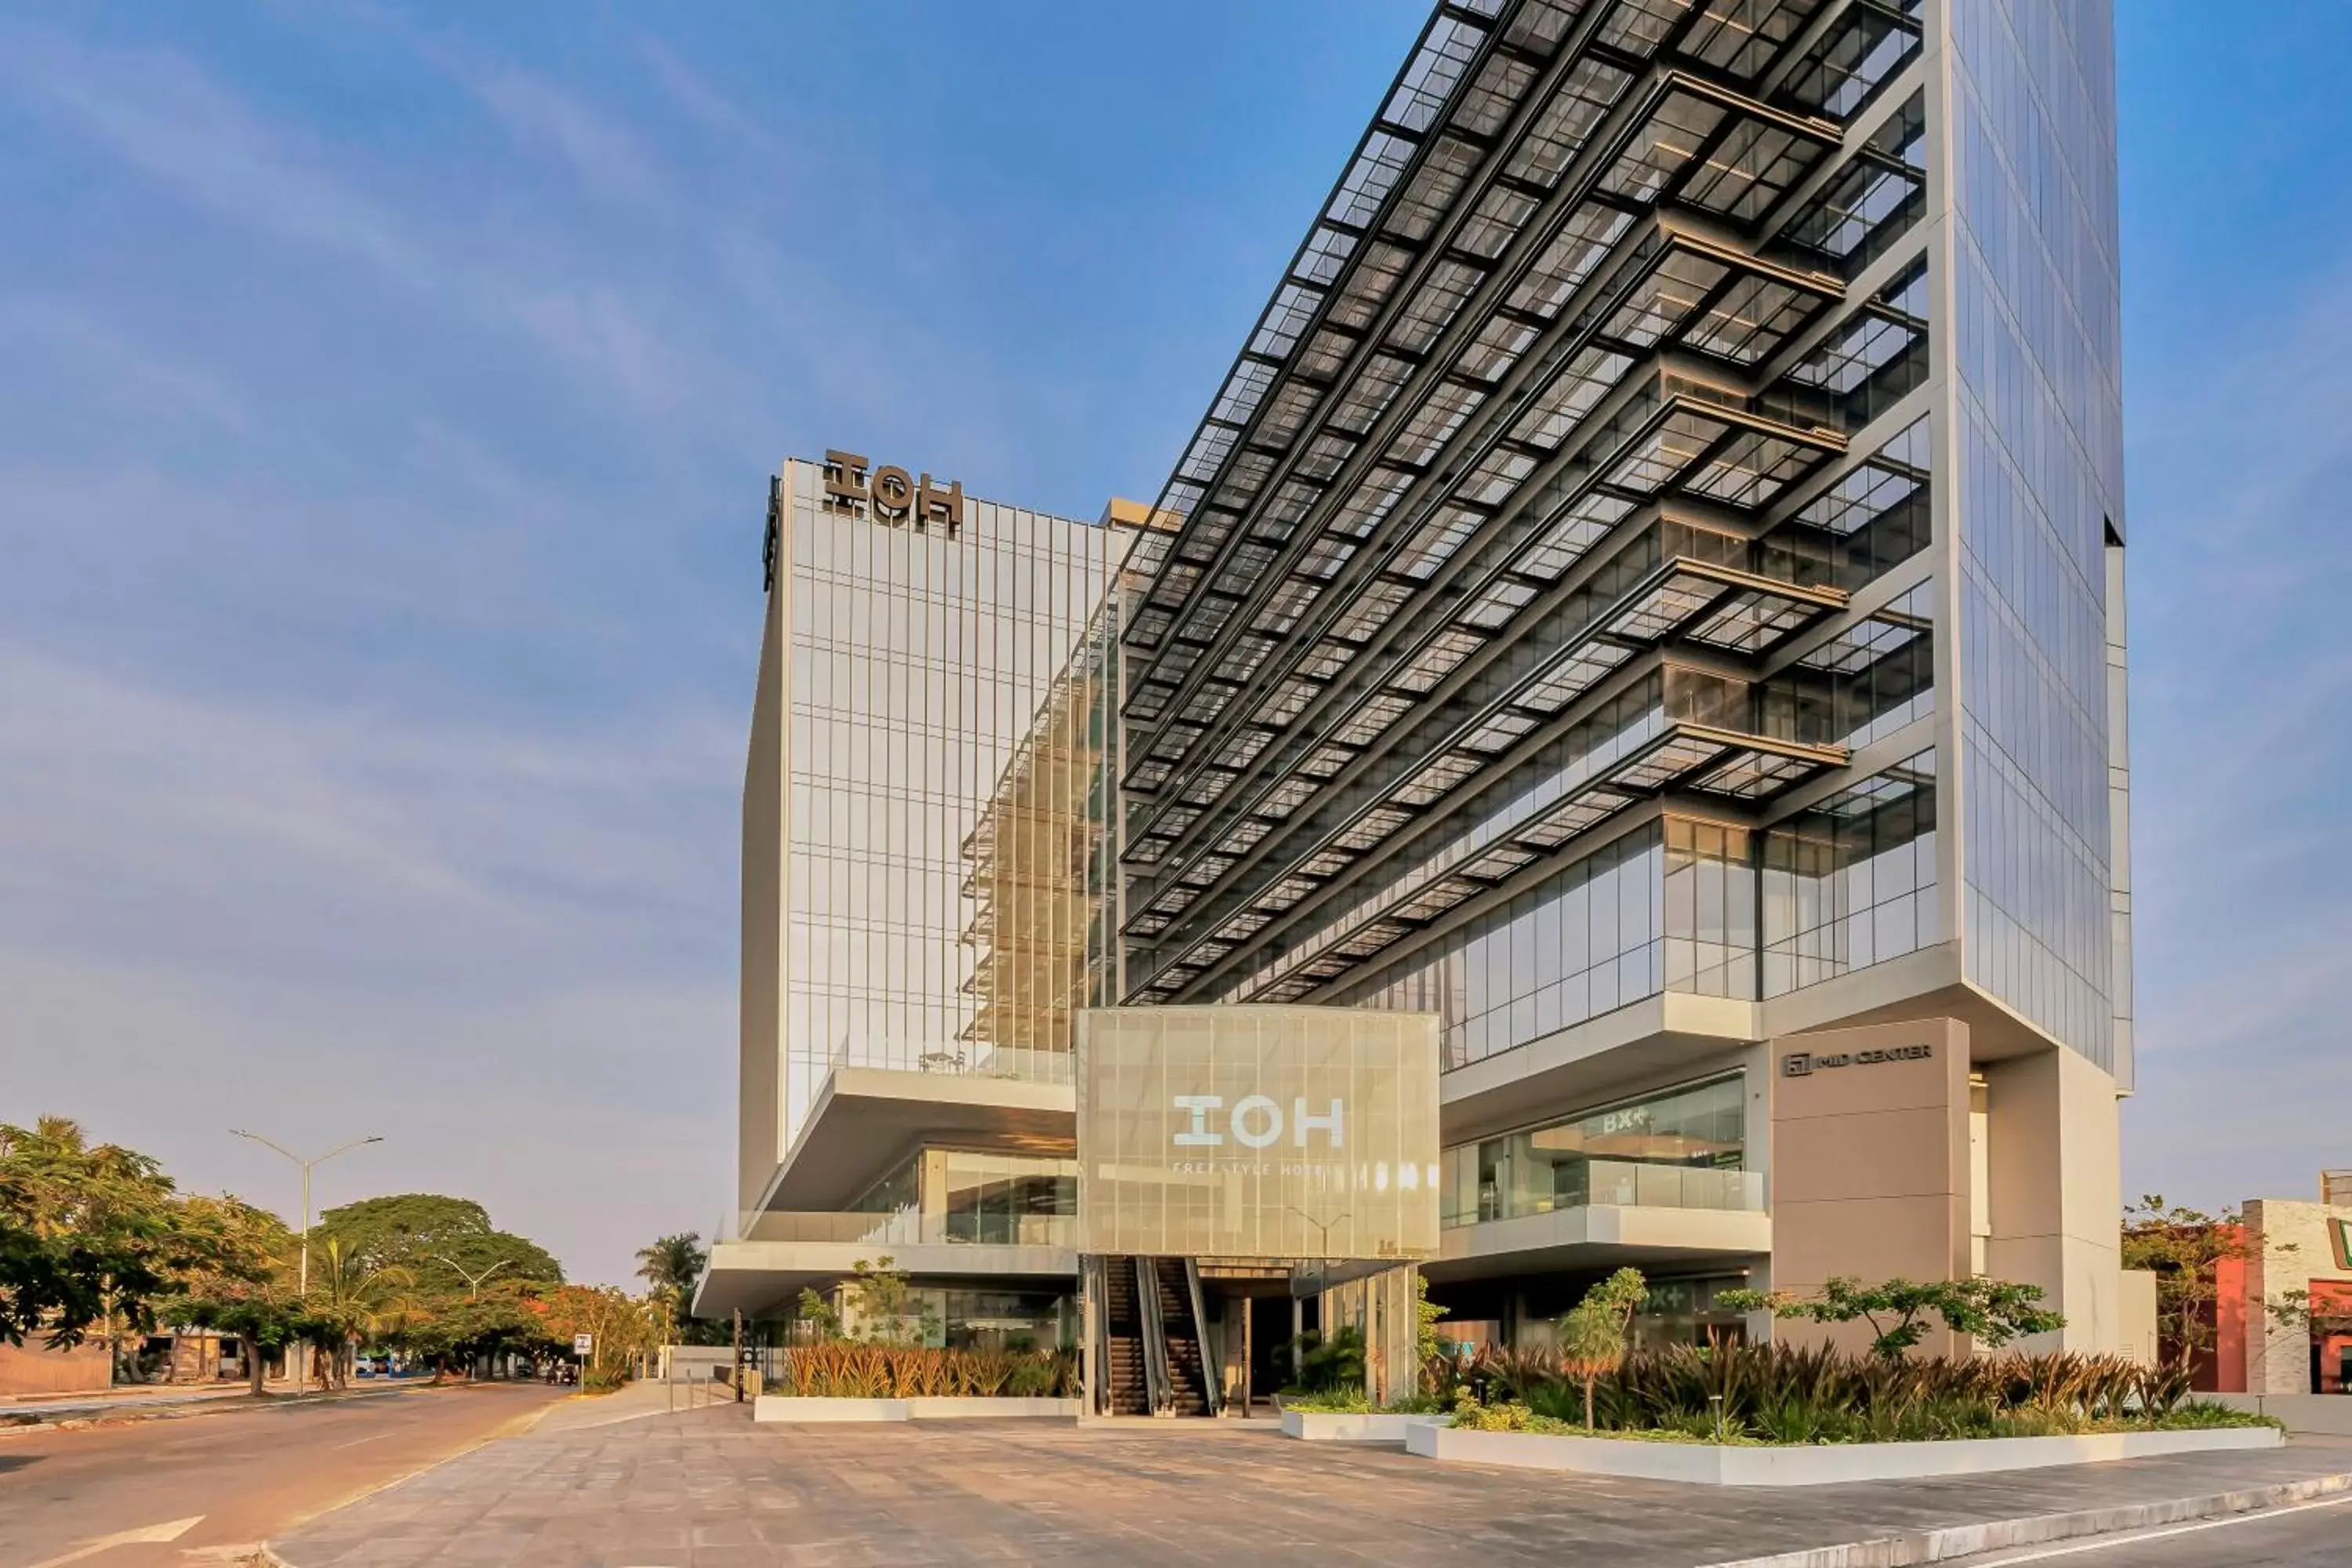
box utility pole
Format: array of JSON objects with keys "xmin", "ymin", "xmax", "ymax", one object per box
[{"xmin": 232, "ymin": 1129, "xmax": 383, "ymax": 1388}]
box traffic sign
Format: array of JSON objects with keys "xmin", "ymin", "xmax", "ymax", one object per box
[{"xmin": 572, "ymin": 1334, "xmax": 593, "ymax": 1356}]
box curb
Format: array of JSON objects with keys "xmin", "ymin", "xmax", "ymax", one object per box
[
  {"xmin": 0, "ymin": 1382, "xmax": 427, "ymax": 1435},
  {"xmin": 1697, "ymin": 1468, "xmax": 2352, "ymax": 1568}
]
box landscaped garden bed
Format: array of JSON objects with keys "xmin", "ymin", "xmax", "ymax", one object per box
[
  {"xmin": 752, "ymin": 1343, "xmax": 1080, "ymax": 1422},
  {"xmin": 1403, "ymin": 1335, "xmax": 2281, "ymax": 1485},
  {"xmin": 1377, "ymin": 1269, "xmax": 2279, "ymax": 1483},
  {"xmin": 1405, "ymin": 1417, "xmax": 2280, "ymax": 1485},
  {"xmin": 1275, "ymin": 1382, "xmax": 1446, "ymax": 1442}
]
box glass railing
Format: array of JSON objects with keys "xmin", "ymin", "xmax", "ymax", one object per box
[
  {"xmin": 1440, "ymin": 1160, "xmax": 1763, "ymax": 1229},
  {"xmin": 739, "ymin": 1210, "xmax": 1080, "ymax": 1249}
]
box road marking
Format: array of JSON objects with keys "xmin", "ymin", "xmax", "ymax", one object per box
[
  {"xmin": 1969, "ymin": 1488, "xmax": 2352, "ymax": 1562},
  {"xmin": 332, "ymin": 1431, "xmax": 394, "ymax": 1449},
  {"xmin": 25, "ymin": 1515, "xmax": 202, "ymax": 1568}
]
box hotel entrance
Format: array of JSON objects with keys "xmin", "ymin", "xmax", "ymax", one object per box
[{"xmin": 1073, "ymin": 1005, "xmax": 1440, "ymax": 1418}]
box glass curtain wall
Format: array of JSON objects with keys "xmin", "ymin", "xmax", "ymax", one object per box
[
  {"xmin": 1438, "ymin": 1075, "xmax": 1755, "ymax": 1228},
  {"xmin": 780, "ymin": 467, "xmax": 1126, "ymax": 1147},
  {"xmin": 960, "ymin": 601, "xmax": 1122, "ymax": 1075},
  {"xmin": 1948, "ymin": 0, "xmax": 2125, "ymax": 1069}
]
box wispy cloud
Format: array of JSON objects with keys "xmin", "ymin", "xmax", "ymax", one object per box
[
  {"xmin": 635, "ymin": 37, "xmax": 783, "ymax": 165},
  {"xmin": 470, "ymin": 66, "xmax": 662, "ymax": 202},
  {"xmin": 0, "ymin": 299, "xmax": 252, "ymax": 433},
  {"xmin": 0, "ymin": 21, "xmax": 423, "ymax": 283}
]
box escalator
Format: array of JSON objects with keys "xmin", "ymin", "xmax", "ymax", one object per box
[
  {"xmin": 1093, "ymin": 1255, "xmax": 1218, "ymax": 1417},
  {"xmin": 1102, "ymin": 1258, "xmax": 1150, "ymax": 1416},
  {"xmin": 1152, "ymin": 1257, "xmax": 1213, "ymax": 1417}
]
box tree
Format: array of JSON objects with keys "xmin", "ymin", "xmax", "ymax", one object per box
[
  {"xmin": 394, "ymin": 1279, "xmax": 546, "ymax": 1382},
  {"xmin": 0, "ymin": 1116, "xmax": 211, "ymax": 1368},
  {"xmin": 313, "ymin": 1194, "xmax": 563, "ymax": 1301},
  {"xmin": 841, "ymin": 1257, "xmax": 931, "ymax": 1345},
  {"xmin": 1721, "ymin": 1276, "xmax": 2065, "ymax": 1360},
  {"xmin": 298, "ymin": 1236, "xmax": 420, "ymax": 1388},
  {"xmin": 535, "ymin": 1284, "xmax": 657, "ymax": 1385},
  {"xmin": 2122, "ymin": 1195, "xmax": 2274, "ymax": 1373},
  {"xmin": 157, "ymin": 1195, "xmax": 299, "ymax": 1396},
  {"xmin": 1558, "ymin": 1267, "xmax": 1648, "ymax": 1429},
  {"xmin": 635, "ymin": 1232, "xmax": 724, "ymax": 1345},
  {"xmin": 793, "ymin": 1285, "xmax": 842, "ymax": 1344},
  {"xmin": 1414, "ymin": 1271, "xmax": 1449, "ymax": 1392}
]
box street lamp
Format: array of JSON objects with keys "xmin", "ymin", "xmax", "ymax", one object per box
[
  {"xmin": 432, "ymin": 1254, "xmax": 511, "ymax": 1302},
  {"xmin": 230, "ymin": 1130, "xmax": 383, "ymax": 1297}
]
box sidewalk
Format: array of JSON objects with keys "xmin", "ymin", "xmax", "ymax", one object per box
[
  {"xmin": 272, "ymin": 1408, "xmax": 2352, "ymax": 1568},
  {"xmin": 2, "ymin": 1377, "xmax": 432, "ymax": 1428}
]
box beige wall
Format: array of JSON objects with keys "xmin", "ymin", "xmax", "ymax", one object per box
[
  {"xmin": 0, "ymin": 1340, "xmax": 111, "ymax": 1396},
  {"xmin": 2245, "ymin": 1198, "xmax": 2352, "ymax": 1395},
  {"xmin": 1982, "ymin": 1046, "xmax": 2122, "ymax": 1354},
  {"xmin": 1769, "ymin": 1018, "xmax": 1971, "ymax": 1357},
  {"xmin": 738, "ymin": 465, "xmax": 792, "ymax": 1216}
]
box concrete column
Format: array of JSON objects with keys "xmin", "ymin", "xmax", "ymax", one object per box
[
  {"xmin": 1982, "ymin": 1046, "xmax": 2122, "ymax": 1355},
  {"xmin": 1769, "ymin": 1018, "xmax": 1971, "ymax": 1357}
]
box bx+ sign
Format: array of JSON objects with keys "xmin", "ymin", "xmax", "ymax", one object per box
[
  {"xmin": 823, "ymin": 449, "xmax": 964, "ymax": 537},
  {"xmin": 1781, "ymin": 1042, "xmax": 1933, "ymax": 1077}
]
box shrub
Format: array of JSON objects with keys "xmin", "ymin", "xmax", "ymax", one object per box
[
  {"xmin": 778, "ymin": 1344, "xmax": 1075, "ymax": 1400},
  {"xmin": 1430, "ymin": 1340, "xmax": 2266, "ymax": 1445}
]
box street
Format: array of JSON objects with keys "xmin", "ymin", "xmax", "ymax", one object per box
[
  {"xmin": 1956, "ymin": 1487, "xmax": 2352, "ymax": 1566},
  {"xmin": 0, "ymin": 1381, "xmax": 561, "ymax": 1567}
]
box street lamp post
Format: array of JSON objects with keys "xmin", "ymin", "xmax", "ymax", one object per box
[
  {"xmin": 230, "ymin": 1130, "xmax": 383, "ymax": 1383},
  {"xmin": 432, "ymin": 1255, "xmax": 512, "ymax": 1303}
]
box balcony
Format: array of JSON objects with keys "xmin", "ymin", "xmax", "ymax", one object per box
[
  {"xmin": 1443, "ymin": 1158, "xmax": 1762, "ymax": 1229},
  {"xmin": 1426, "ymin": 1158, "xmax": 1769, "ymax": 1286},
  {"xmin": 742, "ymin": 1210, "xmax": 1079, "ymax": 1250}
]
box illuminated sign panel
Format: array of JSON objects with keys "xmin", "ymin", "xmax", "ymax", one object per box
[{"xmin": 1076, "ymin": 1005, "xmax": 1439, "ymax": 1260}]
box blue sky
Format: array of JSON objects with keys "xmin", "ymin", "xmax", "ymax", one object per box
[{"xmin": 0, "ymin": 3, "xmax": 2343, "ymax": 1283}]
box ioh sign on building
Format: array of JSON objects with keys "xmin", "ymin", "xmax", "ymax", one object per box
[{"xmin": 1075, "ymin": 1005, "xmax": 1439, "ymax": 1261}]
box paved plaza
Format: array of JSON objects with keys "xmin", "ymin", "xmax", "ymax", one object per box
[{"xmin": 274, "ymin": 1403, "xmax": 2352, "ymax": 1568}]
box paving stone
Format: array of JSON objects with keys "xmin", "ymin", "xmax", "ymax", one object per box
[{"xmin": 274, "ymin": 1404, "xmax": 2352, "ymax": 1568}]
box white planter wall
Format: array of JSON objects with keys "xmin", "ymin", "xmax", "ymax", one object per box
[
  {"xmin": 2209, "ymin": 1393, "xmax": 2352, "ymax": 1435},
  {"xmin": 1404, "ymin": 1422, "xmax": 2281, "ymax": 1486},
  {"xmin": 1278, "ymin": 1410, "xmax": 1429, "ymax": 1443},
  {"xmin": 753, "ymin": 1396, "xmax": 1077, "ymax": 1424}
]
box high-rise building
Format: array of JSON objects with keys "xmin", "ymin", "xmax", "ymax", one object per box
[
  {"xmin": 704, "ymin": 0, "xmax": 2133, "ymax": 1367},
  {"xmin": 707, "ymin": 454, "xmax": 1132, "ymax": 1346},
  {"xmin": 1111, "ymin": 0, "xmax": 2129, "ymax": 1349}
]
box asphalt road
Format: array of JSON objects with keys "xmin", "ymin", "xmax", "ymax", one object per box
[
  {"xmin": 0, "ymin": 1381, "xmax": 562, "ymax": 1567},
  {"xmin": 1956, "ymin": 1487, "xmax": 2352, "ymax": 1566}
]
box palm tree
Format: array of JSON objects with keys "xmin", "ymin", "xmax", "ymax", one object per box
[
  {"xmin": 634, "ymin": 1233, "xmax": 708, "ymax": 1350},
  {"xmin": 303, "ymin": 1236, "xmax": 420, "ymax": 1388},
  {"xmin": 634, "ymin": 1232, "xmax": 706, "ymax": 1301}
]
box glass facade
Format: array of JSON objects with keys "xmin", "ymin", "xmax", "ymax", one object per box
[
  {"xmin": 1109, "ymin": 2, "xmax": 1955, "ymax": 1069},
  {"xmin": 1949, "ymin": 0, "xmax": 2125, "ymax": 1069},
  {"xmin": 777, "ymin": 463, "xmax": 1128, "ymax": 1148},
  {"xmin": 1103, "ymin": 0, "xmax": 2126, "ymax": 1093},
  {"xmin": 1439, "ymin": 1075, "xmax": 1756, "ymax": 1229},
  {"xmin": 836, "ymin": 1145, "xmax": 1080, "ymax": 1247}
]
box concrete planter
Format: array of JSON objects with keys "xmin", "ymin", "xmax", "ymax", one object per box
[
  {"xmin": 2209, "ymin": 1393, "xmax": 2352, "ymax": 1436},
  {"xmin": 1279, "ymin": 1410, "xmax": 1429, "ymax": 1443},
  {"xmin": 753, "ymin": 1396, "xmax": 1077, "ymax": 1423},
  {"xmin": 1404, "ymin": 1421, "xmax": 2282, "ymax": 1486}
]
